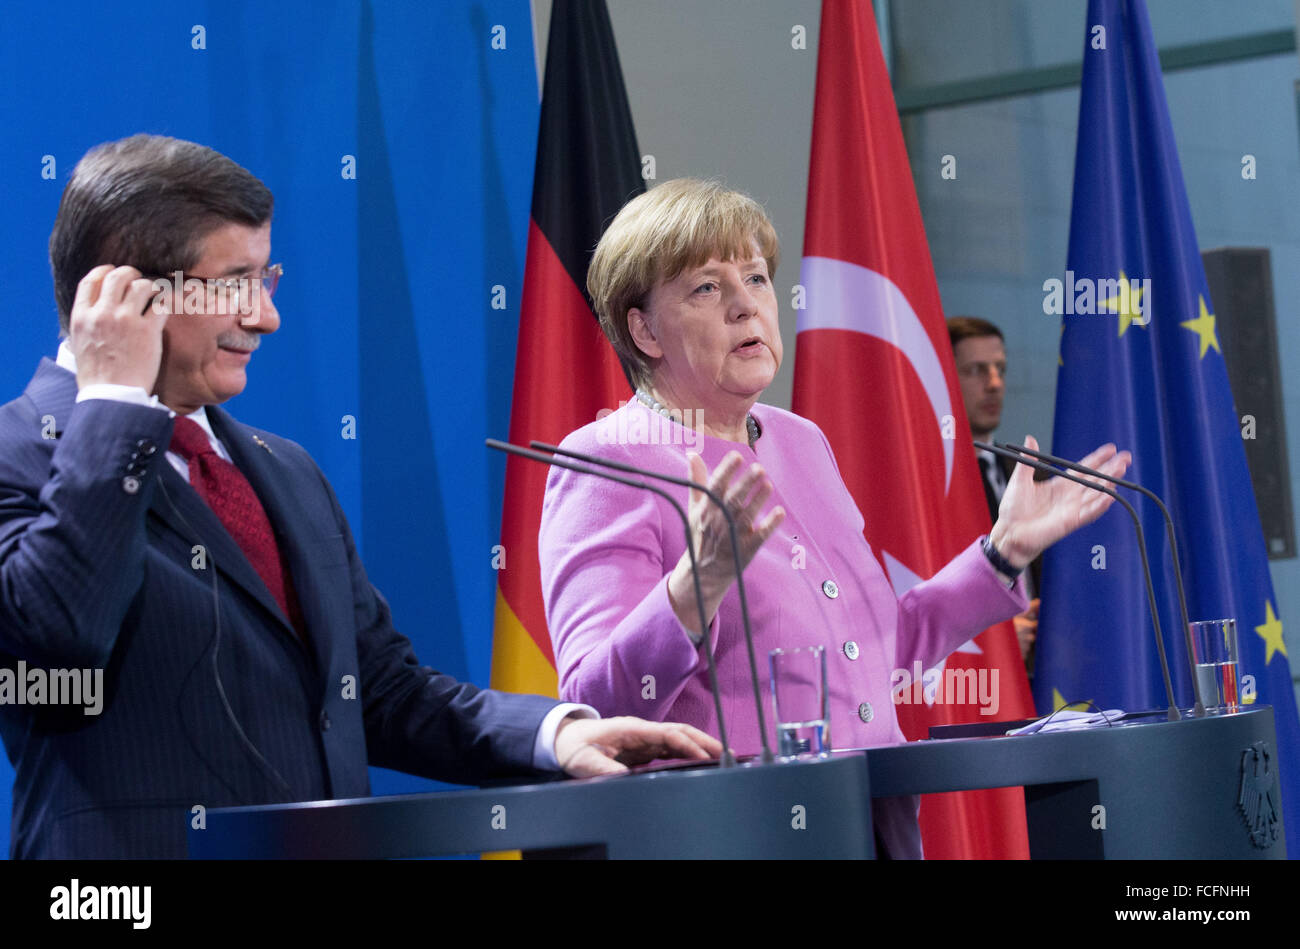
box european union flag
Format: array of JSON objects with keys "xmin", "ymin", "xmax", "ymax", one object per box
[{"xmin": 1039, "ymin": 0, "xmax": 1298, "ymax": 857}]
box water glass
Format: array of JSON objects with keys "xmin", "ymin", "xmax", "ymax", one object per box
[
  {"xmin": 1189, "ymin": 618, "xmax": 1240, "ymax": 712},
  {"xmin": 769, "ymin": 645, "xmax": 830, "ymax": 757}
]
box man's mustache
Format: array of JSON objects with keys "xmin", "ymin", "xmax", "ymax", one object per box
[{"xmin": 215, "ymin": 332, "xmax": 261, "ymax": 352}]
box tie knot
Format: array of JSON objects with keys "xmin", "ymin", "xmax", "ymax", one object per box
[{"xmin": 170, "ymin": 416, "xmax": 216, "ymax": 461}]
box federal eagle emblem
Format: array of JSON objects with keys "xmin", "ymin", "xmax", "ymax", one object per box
[{"xmin": 1237, "ymin": 741, "xmax": 1280, "ymax": 848}]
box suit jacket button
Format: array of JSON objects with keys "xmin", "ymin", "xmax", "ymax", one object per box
[
  {"xmin": 857, "ymin": 702, "xmax": 873, "ymax": 723},
  {"xmin": 121, "ymin": 475, "xmax": 141, "ymax": 495},
  {"xmin": 319, "ymin": 710, "xmax": 331, "ymax": 731},
  {"xmin": 136, "ymin": 438, "xmax": 157, "ymax": 456},
  {"xmin": 843, "ymin": 641, "xmax": 860, "ymax": 660},
  {"xmin": 822, "ymin": 579, "xmax": 839, "ymax": 599}
]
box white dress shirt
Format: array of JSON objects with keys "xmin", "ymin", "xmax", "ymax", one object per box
[
  {"xmin": 976, "ymin": 447, "xmax": 1007, "ymax": 500},
  {"xmin": 54, "ymin": 341, "xmax": 593, "ymax": 770},
  {"xmin": 57, "ymin": 341, "xmax": 228, "ymax": 478}
]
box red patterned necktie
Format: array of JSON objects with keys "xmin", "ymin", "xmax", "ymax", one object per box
[{"xmin": 170, "ymin": 416, "xmax": 306, "ymax": 642}]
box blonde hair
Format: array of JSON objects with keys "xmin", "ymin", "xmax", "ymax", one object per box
[{"xmin": 587, "ymin": 179, "xmax": 780, "ymax": 390}]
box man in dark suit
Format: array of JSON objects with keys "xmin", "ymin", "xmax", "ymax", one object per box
[
  {"xmin": 0, "ymin": 134, "xmax": 719, "ymax": 858},
  {"xmin": 947, "ymin": 316, "xmax": 1042, "ymax": 675}
]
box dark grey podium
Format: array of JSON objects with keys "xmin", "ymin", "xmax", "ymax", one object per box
[
  {"xmin": 187, "ymin": 706, "xmax": 1284, "ymax": 859},
  {"xmin": 873, "ymin": 705, "xmax": 1286, "ymax": 859},
  {"xmin": 187, "ymin": 751, "xmax": 875, "ymax": 859}
]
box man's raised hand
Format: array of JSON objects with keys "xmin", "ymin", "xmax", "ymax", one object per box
[{"xmin": 69, "ymin": 265, "xmax": 169, "ymax": 392}]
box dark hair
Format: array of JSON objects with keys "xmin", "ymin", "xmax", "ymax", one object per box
[
  {"xmin": 946, "ymin": 315, "xmax": 1004, "ymax": 350},
  {"xmin": 49, "ymin": 134, "xmax": 273, "ymax": 336}
]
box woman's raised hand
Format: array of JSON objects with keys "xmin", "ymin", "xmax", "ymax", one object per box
[
  {"xmin": 990, "ymin": 435, "xmax": 1132, "ymax": 567},
  {"xmin": 667, "ymin": 451, "xmax": 785, "ymax": 639}
]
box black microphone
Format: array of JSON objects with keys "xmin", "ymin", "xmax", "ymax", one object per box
[
  {"xmin": 485, "ymin": 438, "xmax": 736, "ymax": 768},
  {"xmin": 974, "ymin": 441, "xmax": 1180, "ymax": 722},
  {"xmin": 531, "ymin": 440, "xmax": 774, "ymax": 764},
  {"xmin": 994, "ymin": 440, "xmax": 1205, "ymax": 718}
]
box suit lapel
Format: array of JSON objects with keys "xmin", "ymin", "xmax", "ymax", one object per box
[
  {"xmin": 149, "ymin": 460, "xmax": 301, "ymax": 646},
  {"xmin": 980, "ymin": 456, "xmax": 1001, "ymax": 524},
  {"xmin": 207, "ymin": 406, "xmax": 338, "ymax": 675}
]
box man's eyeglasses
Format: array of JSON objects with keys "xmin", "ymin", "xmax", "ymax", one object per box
[
  {"xmin": 173, "ymin": 263, "xmax": 283, "ymax": 299},
  {"xmin": 145, "ymin": 264, "xmax": 283, "ymax": 321},
  {"xmin": 147, "ymin": 263, "xmax": 282, "ymax": 294},
  {"xmin": 144, "ymin": 262, "xmax": 282, "ymax": 318},
  {"xmin": 957, "ymin": 361, "xmax": 1007, "ymax": 382}
]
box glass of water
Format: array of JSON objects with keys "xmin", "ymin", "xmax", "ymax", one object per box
[
  {"xmin": 1189, "ymin": 618, "xmax": 1240, "ymax": 713},
  {"xmin": 769, "ymin": 645, "xmax": 830, "ymax": 758}
]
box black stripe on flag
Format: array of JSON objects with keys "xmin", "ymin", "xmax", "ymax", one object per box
[{"xmin": 531, "ymin": 0, "xmax": 645, "ymax": 311}]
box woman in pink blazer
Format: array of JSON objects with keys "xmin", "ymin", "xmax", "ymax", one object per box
[{"xmin": 538, "ymin": 179, "xmax": 1129, "ymax": 858}]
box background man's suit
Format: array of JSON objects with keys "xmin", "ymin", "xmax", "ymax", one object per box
[
  {"xmin": 978, "ymin": 451, "xmax": 1043, "ymax": 596},
  {"xmin": 0, "ymin": 359, "xmax": 556, "ymax": 858}
]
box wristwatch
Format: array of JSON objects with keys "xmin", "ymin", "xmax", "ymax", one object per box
[{"xmin": 982, "ymin": 534, "xmax": 1023, "ymax": 587}]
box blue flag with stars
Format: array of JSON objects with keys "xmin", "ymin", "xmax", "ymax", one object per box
[{"xmin": 1038, "ymin": 0, "xmax": 1297, "ymax": 856}]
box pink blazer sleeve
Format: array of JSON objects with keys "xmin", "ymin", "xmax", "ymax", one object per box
[
  {"xmin": 896, "ymin": 541, "xmax": 1029, "ymax": 669},
  {"xmin": 538, "ymin": 435, "xmax": 708, "ymax": 721}
]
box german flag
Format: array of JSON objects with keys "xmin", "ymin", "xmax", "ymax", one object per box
[{"xmin": 490, "ymin": 0, "xmax": 642, "ymax": 698}]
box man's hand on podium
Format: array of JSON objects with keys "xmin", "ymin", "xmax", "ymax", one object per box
[{"xmin": 555, "ymin": 715, "xmax": 723, "ymax": 777}]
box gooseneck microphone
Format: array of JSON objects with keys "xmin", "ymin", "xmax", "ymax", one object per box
[
  {"xmin": 531, "ymin": 439, "xmax": 774, "ymax": 764},
  {"xmin": 995, "ymin": 440, "xmax": 1205, "ymax": 718},
  {"xmin": 974, "ymin": 441, "xmax": 1180, "ymax": 722},
  {"xmin": 486, "ymin": 438, "xmax": 736, "ymax": 768}
]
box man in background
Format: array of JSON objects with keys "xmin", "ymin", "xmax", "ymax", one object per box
[{"xmin": 948, "ymin": 316, "xmax": 1041, "ymax": 674}]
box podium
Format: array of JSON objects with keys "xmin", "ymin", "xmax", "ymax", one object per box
[
  {"xmin": 188, "ymin": 706, "xmax": 1284, "ymax": 859},
  {"xmin": 875, "ymin": 705, "xmax": 1286, "ymax": 859},
  {"xmin": 187, "ymin": 752, "xmax": 875, "ymax": 859}
]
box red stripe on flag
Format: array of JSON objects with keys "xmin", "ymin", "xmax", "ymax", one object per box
[
  {"xmin": 794, "ymin": 0, "xmax": 1034, "ymax": 859},
  {"xmin": 495, "ymin": 219, "xmax": 629, "ymax": 672}
]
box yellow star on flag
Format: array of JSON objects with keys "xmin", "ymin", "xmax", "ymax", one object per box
[
  {"xmin": 1051, "ymin": 688, "xmax": 1092, "ymax": 713},
  {"xmin": 1180, "ymin": 295, "xmax": 1221, "ymax": 359},
  {"xmin": 1100, "ymin": 270, "xmax": 1147, "ymax": 337},
  {"xmin": 1255, "ymin": 600, "xmax": 1286, "ymax": 665}
]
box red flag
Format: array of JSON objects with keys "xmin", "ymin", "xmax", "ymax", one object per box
[
  {"xmin": 791, "ymin": 0, "xmax": 1034, "ymax": 859},
  {"xmin": 490, "ymin": 0, "xmax": 639, "ymax": 698}
]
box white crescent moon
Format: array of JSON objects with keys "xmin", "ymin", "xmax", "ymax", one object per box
[{"xmin": 798, "ymin": 256, "xmax": 955, "ymax": 493}]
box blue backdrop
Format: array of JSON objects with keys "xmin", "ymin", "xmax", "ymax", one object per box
[{"xmin": 0, "ymin": 0, "xmax": 540, "ymax": 855}]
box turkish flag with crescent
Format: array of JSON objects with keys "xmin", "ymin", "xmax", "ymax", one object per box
[{"xmin": 791, "ymin": 0, "xmax": 1034, "ymax": 859}]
